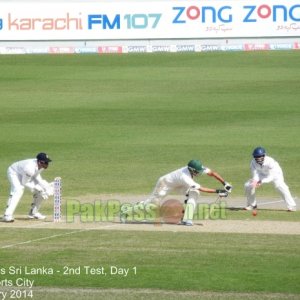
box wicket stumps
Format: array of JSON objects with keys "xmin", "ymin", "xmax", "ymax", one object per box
[{"xmin": 54, "ymin": 177, "xmax": 62, "ymax": 222}]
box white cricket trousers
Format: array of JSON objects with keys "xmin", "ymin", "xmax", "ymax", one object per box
[
  {"xmin": 4, "ymin": 168, "xmax": 44, "ymax": 217},
  {"xmin": 4, "ymin": 168, "xmax": 25, "ymax": 217},
  {"xmin": 143, "ymin": 177, "xmax": 199, "ymax": 223},
  {"xmin": 143, "ymin": 177, "xmax": 171, "ymax": 206},
  {"xmin": 244, "ymin": 177, "xmax": 296, "ymax": 210}
]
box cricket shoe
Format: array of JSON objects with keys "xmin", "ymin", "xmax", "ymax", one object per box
[
  {"xmin": 2, "ymin": 215, "xmax": 14, "ymax": 222},
  {"xmin": 28, "ymin": 212, "xmax": 46, "ymax": 220},
  {"xmin": 287, "ymin": 207, "xmax": 296, "ymax": 212},
  {"xmin": 244, "ymin": 205, "xmax": 257, "ymax": 211},
  {"xmin": 178, "ymin": 220, "xmax": 193, "ymax": 226}
]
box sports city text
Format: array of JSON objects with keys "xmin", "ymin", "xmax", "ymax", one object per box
[{"xmin": 66, "ymin": 199, "xmax": 227, "ymax": 222}]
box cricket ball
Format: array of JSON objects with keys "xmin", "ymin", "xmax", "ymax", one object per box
[
  {"xmin": 160, "ymin": 199, "xmax": 184, "ymax": 224},
  {"xmin": 252, "ymin": 210, "xmax": 257, "ymax": 216}
]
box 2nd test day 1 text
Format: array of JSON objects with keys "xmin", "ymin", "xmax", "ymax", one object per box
[{"xmin": 63, "ymin": 265, "xmax": 137, "ymax": 277}]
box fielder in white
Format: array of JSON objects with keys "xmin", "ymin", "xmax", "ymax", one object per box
[
  {"xmin": 2, "ymin": 153, "xmax": 54, "ymax": 222},
  {"xmin": 244, "ymin": 147, "xmax": 296, "ymax": 211},
  {"xmin": 120, "ymin": 159, "xmax": 232, "ymax": 225}
]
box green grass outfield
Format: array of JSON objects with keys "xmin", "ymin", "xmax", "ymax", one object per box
[
  {"xmin": 0, "ymin": 51, "xmax": 299, "ymax": 299},
  {"xmin": 0, "ymin": 228, "xmax": 299, "ymax": 299},
  {"xmin": 0, "ymin": 51, "xmax": 299, "ymax": 197}
]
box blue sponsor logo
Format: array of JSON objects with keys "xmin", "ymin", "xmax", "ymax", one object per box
[
  {"xmin": 243, "ymin": 5, "xmax": 300, "ymax": 22},
  {"xmin": 172, "ymin": 4, "xmax": 300, "ymax": 24},
  {"xmin": 88, "ymin": 15, "xmax": 121, "ymax": 29},
  {"xmin": 87, "ymin": 14, "xmax": 161, "ymax": 30},
  {"xmin": 172, "ymin": 6, "xmax": 232, "ymax": 24}
]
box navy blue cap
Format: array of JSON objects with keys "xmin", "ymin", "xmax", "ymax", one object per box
[{"xmin": 36, "ymin": 153, "xmax": 52, "ymax": 163}]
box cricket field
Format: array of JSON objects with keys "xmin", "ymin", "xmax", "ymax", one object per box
[{"xmin": 0, "ymin": 51, "xmax": 299, "ymax": 299}]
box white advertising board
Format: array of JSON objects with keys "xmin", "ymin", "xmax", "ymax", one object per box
[{"xmin": 0, "ymin": 0, "xmax": 300, "ymax": 40}]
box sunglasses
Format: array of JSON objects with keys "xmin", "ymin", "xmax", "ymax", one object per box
[{"xmin": 40, "ymin": 161, "xmax": 49, "ymax": 165}]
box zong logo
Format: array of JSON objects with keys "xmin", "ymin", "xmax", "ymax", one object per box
[
  {"xmin": 0, "ymin": 18, "xmax": 3, "ymax": 30},
  {"xmin": 243, "ymin": 5, "xmax": 300, "ymax": 22},
  {"xmin": 172, "ymin": 4, "xmax": 300, "ymax": 24},
  {"xmin": 173, "ymin": 6, "xmax": 233, "ymax": 23}
]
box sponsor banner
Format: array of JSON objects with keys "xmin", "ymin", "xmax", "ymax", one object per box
[
  {"xmin": 0, "ymin": 47, "xmax": 26, "ymax": 54},
  {"xmin": 221, "ymin": 45, "xmax": 244, "ymax": 51},
  {"xmin": 201, "ymin": 44, "xmax": 244, "ymax": 51},
  {"xmin": 294, "ymin": 42, "xmax": 300, "ymax": 48},
  {"xmin": 98, "ymin": 46, "xmax": 122, "ymax": 53},
  {"xmin": 176, "ymin": 45, "xmax": 196, "ymax": 52},
  {"xmin": 201, "ymin": 45, "xmax": 222, "ymax": 52},
  {"xmin": 74, "ymin": 47, "xmax": 97, "ymax": 54},
  {"xmin": 26, "ymin": 47, "xmax": 49, "ymax": 54},
  {"xmin": 151, "ymin": 45, "xmax": 171, "ymax": 53},
  {"xmin": 48, "ymin": 47, "xmax": 75, "ymax": 54},
  {"xmin": 244, "ymin": 43, "xmax": 271, "ymax": 51},
  {"xmin": 0, "ymin": 43, "xmax": 299, "ymax": 54},
  {"xmin": 123, "ymin": 45, "xmax": 148, "ymax": 53},
  {"xmin": 0, "ymin": 1, "xmax": 300, "ymax": 40},
  {"xmin": 269, "ymin": 43, "xmax": 293, "ymax": 50}
]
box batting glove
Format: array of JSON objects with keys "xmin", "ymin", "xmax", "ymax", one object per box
[
  {"xmin": 223, "ymin": 182, "xmax": 233, "ymax": 193},
  {"xmin": 216, "ymin": 189, "xmax": 229, "ymax": 197}
]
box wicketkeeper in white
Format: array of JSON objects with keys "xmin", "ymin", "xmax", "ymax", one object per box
[
  {"xmin": 121, "ymin": 159, "xmax": 232, "ymax": 225},
  {"xmin": 244, "ymin": 147, "xmax": 296, "ymax": 211},
  {"xmin": 3, "ymin": 153, "xmax": 54, "ymax": 222}
]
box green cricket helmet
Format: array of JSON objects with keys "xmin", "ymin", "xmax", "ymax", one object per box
[{"xmin": 187, "ymin": 159, "xmax": 204, "ymax": 176}]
